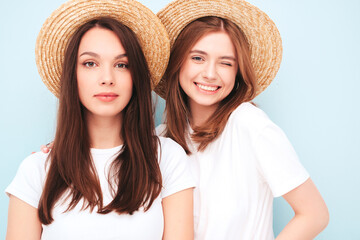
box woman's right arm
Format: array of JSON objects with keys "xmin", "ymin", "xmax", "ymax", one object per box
[{"xmin": 6, "ymin": 195, "xmax": 42, "ymax": 240}]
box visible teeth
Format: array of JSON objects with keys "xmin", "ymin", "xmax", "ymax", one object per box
[{"xmin": 196, "ymin": 83, "xmax": 218, "ymax": 91}]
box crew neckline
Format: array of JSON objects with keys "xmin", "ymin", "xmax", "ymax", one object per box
[{"xmin": 90, "ymin": 145, "xmax": 123, "ymax": 155}]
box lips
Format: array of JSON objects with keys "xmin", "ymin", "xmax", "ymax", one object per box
[{"xmin": 94, "ymin": 92, "xmax": 119, "ymax": 102}]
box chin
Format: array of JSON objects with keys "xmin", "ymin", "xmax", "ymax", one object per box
[{"xmin": 88, "ymin": 109, "xmax": 124, "ymax": 119}]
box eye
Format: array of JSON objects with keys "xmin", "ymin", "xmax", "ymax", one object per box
[
  {"xmin": 221, "ymin": 62, "xmax": 233, "ymax": 67},
  {"xmin": 83, "ymin": 61, "xmax": 97, "ymax": 67},
  {"xmin": 191, "ymin": 56, "xmax": 204, "ymax": 62},
  {"xmin": 116, "ymin": 63, "xmax": 128, "ymax": 69}
]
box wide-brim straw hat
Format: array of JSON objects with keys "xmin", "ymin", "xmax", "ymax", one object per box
[
  {"xmin": 36, "ymin": 0, "xmax": 170, "ymax": 97},
  {"xmin": 154, "ymin": 0, "xmax": 282, "ymax": 99}
]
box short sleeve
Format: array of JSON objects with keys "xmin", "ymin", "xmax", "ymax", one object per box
[
  {"xmin": 158, "ymin": 137, "xmax": 195, "ymax": 198},
  {"xmin": 254, "ymin": 123, "xmax": 309, "ymax": 197},
  {"xmin": 5, "ymin": 152, "xmax": 47, "ymax": 208}
]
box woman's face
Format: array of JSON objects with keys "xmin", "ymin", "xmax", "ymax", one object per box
[
  {"xmin": 77, "ymin": 27, "xmax": 133, "ymax": 119},
  {"xmin": 179, "ymin": 31, "xmax": 238, "ymax": 112}
]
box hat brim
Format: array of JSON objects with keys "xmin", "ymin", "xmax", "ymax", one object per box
[
  {"xmin": 154, "ymin": 0, "xmax": 282, "ymax": 99},
  {"xmin": 36, "ymin": 0, "xmax": 170, "ymax": 97}
]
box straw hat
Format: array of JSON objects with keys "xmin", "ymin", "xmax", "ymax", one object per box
[
  {"xmin": 154, "ymin": 0, "xmax": 282, "ymax": 99},
  {"xmin": 36, "ymin": 0, "xmax": 170, "ymax": 97}
]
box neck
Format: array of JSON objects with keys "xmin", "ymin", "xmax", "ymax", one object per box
[
  {"xmin": 86, "ymin": 112, "xmax": 123, "ymax": 149},
  {"xmin": 189, "ymin": 101, "xmax": 218, "ymax": 128}
]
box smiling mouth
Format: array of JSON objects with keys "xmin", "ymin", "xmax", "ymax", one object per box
[{"xmin": 195, "ymin": 82, "xmax": 220, "ymax": 92}]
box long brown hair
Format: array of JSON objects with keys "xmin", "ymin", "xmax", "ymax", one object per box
[
  {"xmin": 38, "ymin": 18, "xmax": 162, "ymax": 224},
  {"xmin": 163, "ymin": 16, "xmax": 257, "ymax": 153}
]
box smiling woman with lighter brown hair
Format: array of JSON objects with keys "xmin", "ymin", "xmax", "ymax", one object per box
[{"xmin": 155, "ymin": 0, "xmax": 329, "ymax": 239}]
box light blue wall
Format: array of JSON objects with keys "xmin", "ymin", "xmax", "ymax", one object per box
[{"xmin": 1, "ymin": 0, "xmax": 359, "ymax": 238}]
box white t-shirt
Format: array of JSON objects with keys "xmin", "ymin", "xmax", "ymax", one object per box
[
  {"xmin": 157, "ymin": 102, "xmax": 309, "ymax": 240},
  {"xmin": 6, "ymin": 137, "xmax": 195, "ymax": 240}
]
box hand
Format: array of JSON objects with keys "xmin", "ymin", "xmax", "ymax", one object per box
[{"xmin": 40, "ymin": 142, "xmax": 54, "ymax": 153}]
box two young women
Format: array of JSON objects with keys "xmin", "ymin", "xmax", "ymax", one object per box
[
  {"xmin": 6, "ymin": 0, "xmax": 194, "ymax": 239},
  {"xmin": 7, "ymin": 0, "xmax": 329, "ymax": 239}
]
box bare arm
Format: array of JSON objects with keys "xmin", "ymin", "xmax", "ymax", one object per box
[
  {"xmin": 162, "ymin": 188, "xmax": 194, "ymax": 240},
  {"xmin": 275, "ymin": 178, "xmax": 329, "ymax": 240},
  {"xmin": 6, "ymin": 195, "xmax": 42, "ymax": 240}
]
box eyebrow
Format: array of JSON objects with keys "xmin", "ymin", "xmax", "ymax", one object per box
[
  {"xmin": 190, "ymin": 50, "xmax": 236, "ymax": 61},
  {"xmin": 79, "ymin": 51, "xmax": 127, "ymax": 59}
]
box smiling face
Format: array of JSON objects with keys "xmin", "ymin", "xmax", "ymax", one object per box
[
  {"xmin": 179, "ymin": 31, "xmax": 238, "ymax": 115},
  {"xmin": 77, "ymin": 26, "xmax": 133, "ymax": 120}
]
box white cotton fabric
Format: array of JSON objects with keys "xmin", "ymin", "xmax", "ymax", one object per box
[
  {"xmin": 157, "ymin": 102, "xmax": 309, "ymax": 240},
  {"xmin": 6, "ymin": 137, "xmax": 195, "ymax": 240}
]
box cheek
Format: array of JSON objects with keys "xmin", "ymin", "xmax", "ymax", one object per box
[
  {"xmin": 178, "ymin": 65, "xmax": 188, "ymax": 90},
  {"xmin": 119, "ymin": 74, "xmax": 133, "ymax": 96},
  {"xmin": 179, "ymin": 61, "xmax": 197, "ymax": 86},
  {"xmin": 226, "ymin": 75, "xmax": 236, "ymax": 89},
  {"xmin": 76, "ymin": 70, "xmax": 93, "ymax": 102},
  {"xmin": 217, "ymin": 68, "xmax": 236, "ymax": 89},
  {"xmin": 125, "ymin": 82, "xmax": 133, "ymax": 98},
  {"xmin": 179, "ymin": 71, "xmax": 186, "ymax": 89},
  {"xmin": 179, "ymin": 70, "xmax": 192, "ymax": 96}
]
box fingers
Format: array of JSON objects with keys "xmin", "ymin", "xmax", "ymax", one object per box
[
  {"xmin": 40, "ymin": 145, "xmax": 49, "ymax": 153},
  {"xmin": 33, "ymin": 142, "xmax": 53, "ymax": 154},
  {"xmin": 40, "ymin": 142, "xmax": 53, "ymax": 153},
  {"xmin": 47, "ymin": 142, "xmax": 54, "ymax": 149}
]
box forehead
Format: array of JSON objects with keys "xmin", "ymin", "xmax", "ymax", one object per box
[
  {"xmin": 191, "ymin": 31, "xmax": 235, "ymax": 56},
  {"xmin": 78, "ymin": 27, "xmax": 125, "ymax": 53}
]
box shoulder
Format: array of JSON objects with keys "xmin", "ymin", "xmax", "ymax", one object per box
[
  {"xmin": 157, "ymin": 136, "xmax": 189, "ymax": 171},
  {"xmin": 18, "ymin": 151, "xmax": 49, "ymax": 172},
  {"xmin": 231, "ymin": 102, "xmax": 270, "ymax": 125},
  {"xmin": 231, "ymin": 104, "xmax": 309, "ymax": 196},
  {"xmin": 157, "ymin": 137, "xmax": 195, "ymax": 198},
  {"xmin": 5, "ymin": 152, "xmax": 49, "ymax": 208},
  {"xmin": 228, "ymin": 102, "xmax": 274, "ymax": 135},
  {"xmin": 157, "ymin": 136, "xmax": 186, "ymax": 157},
  {"xmin": 13, "ymin": 151, "xmax": 49, "ymax": 183}
]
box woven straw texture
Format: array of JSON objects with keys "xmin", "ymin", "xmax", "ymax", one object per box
[
  {"xmin": 154, "ymin": 0, "xmax": 282, "ymax": 99},
  {"xmin": 36, "ymin": 0, "xmax": 170, "ymax": 97}
]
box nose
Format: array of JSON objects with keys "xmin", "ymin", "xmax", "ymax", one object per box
[
  {"xmin": 202, "ymin": 62, "xmax": 217, "ymax": 81},
  {"xmin": 99, "ymin": 66, "xmax": 115, "ymax": 86}
]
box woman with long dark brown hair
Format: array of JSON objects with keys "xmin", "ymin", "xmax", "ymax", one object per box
[
  {"xmin": 154, "ymin": 0, "xmax": 329, "ymax": 239},
  {"xmin": 5, "ymin": 1, "xmax": 194, "ymax": 239}
]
